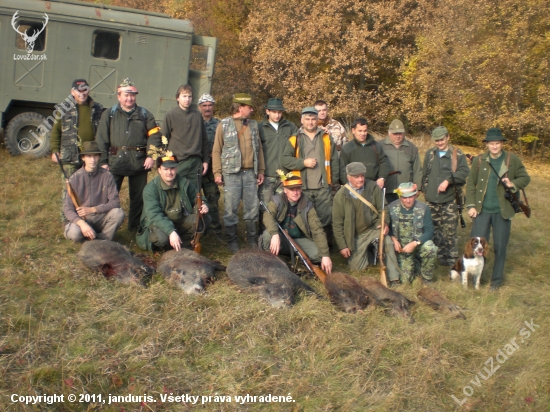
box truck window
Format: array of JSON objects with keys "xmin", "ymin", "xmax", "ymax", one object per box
[
  {"xmin": 15, "ymin": 21, "xmax": 47, "ymax": 52},
  {"xmin": 92, "ymin": 30, "xmax": 120, "ymax": 60}
]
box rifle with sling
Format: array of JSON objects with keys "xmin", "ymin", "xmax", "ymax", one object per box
[
  {"xmin": 54, "ymin": 152, "xmax": 85, "ymax": 221},
  {"xmin": 450, "ymin": 147, "xmax": 466, "ymax": 228},
  {"xmin": 485, "ymin": 156, "xmax": 531, "ymax": 218},
  {"xmin": 260, "ymin": 200, "xmax": 327, "ymax": 283},
  {"xmin": 378, "ymin": 188, "xmax": 388, "ymax": 287},
  {"xmin": 191, "ymin": 167, "xmax": 205, "ymax": 253}
]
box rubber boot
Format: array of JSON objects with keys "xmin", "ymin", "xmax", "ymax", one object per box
[
  {"xmin": 245, "ymin": 220, "xmax": 259, "ymax": 248},
  {"xmin": 225, "ymin": 224, "xmax": 239, "ymax": 253}
]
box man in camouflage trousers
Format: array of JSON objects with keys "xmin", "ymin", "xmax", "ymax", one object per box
[
  {"xmin": 389, "ymin": 182, "xmax": 437, "ymax": 283},
  {"xmin": 421, "ymin": 126, "xmax": 469, "ymax": 266},
  {"xmin": 198, "ymin": 93, "xmax": 222, "ymax": 235}
]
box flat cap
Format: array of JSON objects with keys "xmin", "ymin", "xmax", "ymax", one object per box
[
  {"xmin": 232, "ymin": 93, "xmax": 253, "ymax": 106},
  {"xmin": 346, "ymin": 162, "xmax": 367, "ymax": 176},
  {"xmin": 301, "ymin": 106, "xmax": 318, "ymax": 115}
]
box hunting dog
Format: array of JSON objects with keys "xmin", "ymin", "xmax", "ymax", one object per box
[{"xmin": 450, "ymin": 237, "xmax": 488, "ymax": 290}]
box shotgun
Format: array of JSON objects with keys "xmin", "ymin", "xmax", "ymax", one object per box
[
  {"xmin": 260, "ymin": 200, "xmax": 327, "ymax": 283},
  {"xmin": 486, "ymin": 159, "xmax": 531, "ymax": 218},
  {"xmin": 54, "ymin": 152, "xmax": 85, "ymax": 221},
  {"xmin": 378, "ymin": 188, "xmax": 388, "ymax": 287},
  {"xmin": 191, "ymin": 167, "xmax": 204, "ymax": 253}
]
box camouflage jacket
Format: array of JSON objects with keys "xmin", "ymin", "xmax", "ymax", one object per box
[
  {"xmin": 321, "ymin": 118, "xmax": 348, "ymax": 147},
  {"xmin": 388, "ymin": 200, "xmax": 433, "ymax": 244}
]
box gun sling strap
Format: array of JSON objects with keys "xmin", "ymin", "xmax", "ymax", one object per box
[{"xmin": 344, "ymin": 184, "xmax": 379, "ymax": 215}]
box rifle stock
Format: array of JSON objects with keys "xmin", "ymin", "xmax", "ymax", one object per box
[
  {"xmin": 191, "ymin": 167, "xmax": 204, "ymax": 253},
  {"xmin": 54, "ymin": 152, "xmax": 85, "ymax": 221},
  {"xmin": 379, "ymin": 188, "xmax": 388, "ymax": 287},
  {"xmin": 450, "ymin": 173, "xmax": 466, "ymax": 228},
  {"xmin": 260, "ymin": 200, "xmax": 327, "ymax": 283}
]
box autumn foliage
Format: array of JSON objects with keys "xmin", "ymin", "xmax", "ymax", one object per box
[{"xmin": 95, "ymin": 0, "xmax": 549, "ymax": 156}]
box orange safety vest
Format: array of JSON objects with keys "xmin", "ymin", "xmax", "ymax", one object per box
[{"xmin": 288, "ymin": 134, "xmax": 332, "ymax": 185}]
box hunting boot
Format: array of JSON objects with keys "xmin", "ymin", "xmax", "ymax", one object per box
[
  {"xmin": 225, "ymin": 224, "xmax": 239, "ymax": 253},
  {"xmin": 245, "ymin": 220, "xmax": 259, "ymax": 248}
]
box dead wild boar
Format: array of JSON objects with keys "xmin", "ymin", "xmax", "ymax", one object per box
[
  {"xmin": 324, "ymin": 272, "xmax": 374, "ymax": 313},
  {"xmin": 78, "ymin": 240, "xmax": 153, "ymax": 285},
  {"xmin": 157, "ymin": 249, "xmax": 225, "ymax": 294},
  {"xmin": 226, "ymin": 249, "xmax": 317, "ymax": 308},
  {"xmin": 417, "ymin": 287, "xmax": 466, "ymax": 319},
  {"xmin": 360, "ymin": 277, "xmax": 415, "ymax": 323}
]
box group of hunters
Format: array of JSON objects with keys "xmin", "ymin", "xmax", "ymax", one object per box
[{"xmin": 52, "ymin": 78, "xmax": 531, "ymax": 291}]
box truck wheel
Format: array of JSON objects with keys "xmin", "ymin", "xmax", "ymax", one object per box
[{"xmin": 5, "ymin": 112, "xmax": 50, "ymax": 157}]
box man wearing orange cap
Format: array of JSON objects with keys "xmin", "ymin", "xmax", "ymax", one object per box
[
  {"xmin": 260, "ymin": 174, "xmax": 332, "ymax": 274},
  {"xmin": 96, "ymin": 78, "xmax": 162, "ymax": 232}
]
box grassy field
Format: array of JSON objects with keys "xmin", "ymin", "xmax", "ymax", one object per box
[{"xmin": 1, "ymin": 139, "xmax": 549, "ymax": 412}]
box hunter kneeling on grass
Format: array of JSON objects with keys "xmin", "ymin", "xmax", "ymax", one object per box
[
  {"xmin": 388, "ymin": 182, "xmax": 437, "ymax": 284},
  {"xmin": 260, "ymin": 172, "xmax": 332, "ymax": 275},
  {"xmin": 136, "ymin": 155, "xmax": 210, "ymax": 252},
  {"xmin": 333, "ymin": 162, "xmax": 401, "ymax": 285},
  {"xmin": 63, "ymin": 141, "xmax": 125, "ymax": 242}
]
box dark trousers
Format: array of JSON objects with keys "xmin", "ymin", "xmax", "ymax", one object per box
[
  {"xmin": 471, "ymin": 212, "xmax": 511, "ymax": 287},
  {"xmin": 112, "ymin": 172, "xmax": 148, "ymax": 231}
]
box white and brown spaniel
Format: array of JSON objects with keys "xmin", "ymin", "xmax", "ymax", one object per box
[{"xmin": 450, "ymin": 237, "xmax": 489, "ymax": 290}]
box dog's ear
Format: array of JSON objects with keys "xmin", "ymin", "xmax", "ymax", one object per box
[{"xmin": 464, "ymin": 238, "xmax": 474, "ymax": 258}]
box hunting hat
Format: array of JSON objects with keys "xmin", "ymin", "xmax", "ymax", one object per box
[
  {"xmin": 388, "ymin": 119, "xmax": 405, "ymax": 134},
  {"xmin": 80, "ymin": 141, "xmax": 103, "ymax": 155},
  {"xmin": 157, "ymin": 154, "xmax": 179, "ymax": 168},
  {"xmin": 71, "ymin": 78, "xmax": 89, "ymax": 91},
  {"xmin": 118, "ymin": 77, "xmax": 138, "ymax": 94},
  {"xmin": 346, "ymin": 162, "xmax": 367, "ymax": 176},
  {"xmin": 395, "ymin": 182, "xmax": 418, "ymax": 198},
  {"xmin": 198, "ymin": 93, "xmax": 215, "ymax": 105},
  {"xmin": 431, "ymin": 126, "xmax": 449, "ymax": 140},
  {"xmin": 482, "ymin": 127, "xmax": 507, "ymax": 142},
  {"xmin": 282, "ymin": 175, "xmax": 303, "ymax": 189},
  {"xmin": 301, "ymin": 106, "xmax": 318, "ymax": 116},
  {"xmin": 265, "ymin": 98, "xmax": 286, "ymax": 111},
  {"xmin": 232, "ymin": 93, "xmax": 254, "ymax": 106}
]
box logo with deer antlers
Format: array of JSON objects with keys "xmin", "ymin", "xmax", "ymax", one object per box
[{"xmin": 11, "ymin": 11, "xmax": 49, "ymax": 54}]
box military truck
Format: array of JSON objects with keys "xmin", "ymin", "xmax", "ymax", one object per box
[{"xmin": 0, "ymin": 0, "xmax": 217, "ymax": 157}]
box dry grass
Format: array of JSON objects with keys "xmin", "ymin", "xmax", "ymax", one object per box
[{"xmin": 0, "ymin": 144, "xmax": 549, "ymax": 412}]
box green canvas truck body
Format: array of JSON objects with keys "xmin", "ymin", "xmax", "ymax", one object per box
[{"xmin": 0, "ymin": 0, "xmax": 217, "ymax": 157}]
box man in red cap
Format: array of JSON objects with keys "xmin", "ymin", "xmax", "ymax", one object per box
[{"xmin": 95, "ymin": 78, "xmax": 162, "ymax": 232}]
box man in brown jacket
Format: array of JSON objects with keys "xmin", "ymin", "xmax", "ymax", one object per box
[
  {"xmin": 212, "ymin": 93, "xmax": 265, "ymax": 251},
  {"xmin": 64, "ymin": 141, "xmax": 125, "ymax": 242}
]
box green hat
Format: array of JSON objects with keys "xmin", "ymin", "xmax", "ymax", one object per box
[
  {"xmin": 301, "ymin": 106, "xmax": 318, "ymax": 115},
  {"xmin": 389, "ymin": 119, "xmax": 405, "ymax": 133},
  {"xmin": 431, "ymin": 126, "xmax": 449, "ymax": 140},
  {"xmin": 80, "ymin": 141, "xmax": 103, "ymax": 155},
  {"xmin": 482, "ymin": 128, "xmax": 507, "ymax": 142},
  {"xmin": 346, "ymin": 162, "xmax": 366, "ymax": 176},
  {"xmin": 232, "ymin": 93, "xmax": 254, "ymax": 106},
  {"xmin": 265, "ymin": 98, "xmax": 286, "ymax": 111},
  {"xmin": 395, "ymin": 182, "xmax": 418, "ymax": 198}
]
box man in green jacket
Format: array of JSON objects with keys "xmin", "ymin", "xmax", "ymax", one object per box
[
  {"xmin": 96, "ymin": 78, "xmax": 162, "ymax": 232},
  {"xmin": 381, "ymin": 119, "xmax": 423, "ymax": 203},
  {"xmin": 465, "ymin": 128, "xmax": 530, "ymax": 290},
  {"xmin": 333, "ymin": 162, "xmax": 400, "ymax": 283},
  {"xmin": 281, "ymin": 107, "xmax": 339, "ymax": 242},
  {"xmin": 421, "ymin": 126, "xmax": 470, "ymax": 267},
  {"xmin": 136, "ymin": 155, "xmax": 210, "ymax": 252},
  {"xmin": 260, "ymin": 174, "xmax": 332, "ymax": 274},
  {"xmin": 340, "ymin": 118, "xmax": 390, "ymax": 188},
  {"xmin": 258, "ymin": 98, "xmax": 298, "ymax": 204}
]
